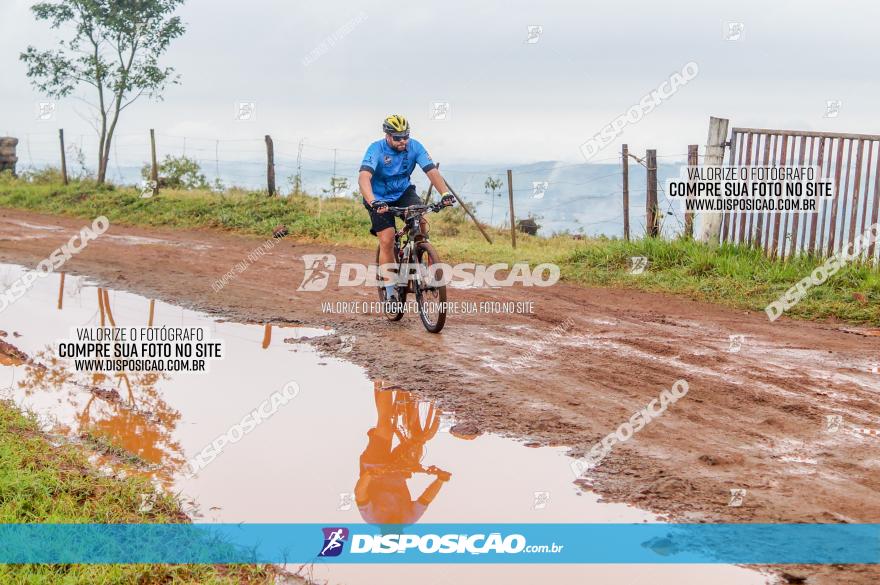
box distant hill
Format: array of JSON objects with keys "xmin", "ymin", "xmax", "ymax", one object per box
[
  {"xmin": 105, "ymin": 156, "xmax": 686, "ymax": 238},
  {"xmin": 422, "ymin": 160, "xmax": 686, "ymax": 238}
]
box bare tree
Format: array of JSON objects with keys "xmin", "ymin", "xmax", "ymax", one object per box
[{"xmin": 484, "ymin": 175, "xmax": 504, "ymax": 226}]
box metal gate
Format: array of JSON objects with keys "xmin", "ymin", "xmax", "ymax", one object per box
[{"xmin": 720, "ymin": 127, "xmax": 880, "ymax": 264}]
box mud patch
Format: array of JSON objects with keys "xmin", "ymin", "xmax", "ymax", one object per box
[
  {"xmin": 2, "ymin": 210, "xmax": 879, "ymax": 584},
  {"xmin": 0, "ymin": 262, "xmax": 767, "ymax": 585}
]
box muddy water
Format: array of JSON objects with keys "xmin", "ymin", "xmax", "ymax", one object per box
[{"xmin": 0, "ymin": 264, "xmax": 768, "ymax": 585}]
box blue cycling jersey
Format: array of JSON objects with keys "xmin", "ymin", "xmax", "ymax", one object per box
[{"xmin": 359, "ymin": 138, "xmax": 436, "ymax": 202}]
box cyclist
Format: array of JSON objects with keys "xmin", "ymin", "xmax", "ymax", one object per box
[
  {"xmin": 354, "ymin": 381, "xmax": 451, "ymax": 526},
  {"xmin": 359, "ymin": 114, "xmax": 454, "ymax": 302}
]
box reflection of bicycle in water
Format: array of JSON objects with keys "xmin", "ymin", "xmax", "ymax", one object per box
[{"xmin": 355, "ymin": 381, "xmax": 451, "ymax": 525}]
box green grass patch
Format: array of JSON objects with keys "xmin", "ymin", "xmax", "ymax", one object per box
[
  {"xmin": 0, "ymin": 401, "xmax": 276, "ymax": 584},
  {"xmin": 564, "ymin": 238, "xmax": 879, "ymax": 323},
  {"xmin": 0, "ymin": 173, "xmax": 877, "ymax": 325}
]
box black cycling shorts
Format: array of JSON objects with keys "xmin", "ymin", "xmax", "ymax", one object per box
[{"xmin": 362, "ymin": 186, "xmax": 422, "ymax": 236}]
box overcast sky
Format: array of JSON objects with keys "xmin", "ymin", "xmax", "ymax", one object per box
[{"xmin": 1, "ymin": 0, "xmax": 879, "ymax": 167}]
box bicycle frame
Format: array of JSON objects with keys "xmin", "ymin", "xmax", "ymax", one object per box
[
  {"xmin": 387, "ymin": 204, "xmax": 443, "ymax": 293},
  {"xmin": 376, "ymin": 202, "xmax": 451, "ymax": 333}
]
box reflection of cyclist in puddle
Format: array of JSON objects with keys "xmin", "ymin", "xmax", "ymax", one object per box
[{"xmin": 355, "ymin": 381, "xmax": 451, "ymax": 525}]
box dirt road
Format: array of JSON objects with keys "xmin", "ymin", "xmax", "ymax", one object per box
[{"xmin": 1, "ymin": 208, "xmax": 878, "ymax": 584}]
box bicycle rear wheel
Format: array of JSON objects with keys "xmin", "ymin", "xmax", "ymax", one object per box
[{"xmin": 415, "ymin": 242, "xmax": 446, "ymax": 333}]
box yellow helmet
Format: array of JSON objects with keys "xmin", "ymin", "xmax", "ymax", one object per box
[{"xmin": 382, "ymin": 114, "xmax": 410, "ymax": 134}]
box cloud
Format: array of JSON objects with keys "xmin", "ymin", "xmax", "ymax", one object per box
[{"xmin": 2, "ymin": 0, "xmax": 879, "ymax": 167}]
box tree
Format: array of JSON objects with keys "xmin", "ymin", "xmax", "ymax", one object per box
[
  {"xmin": 21, "ymin": 0, "xmax": 186, "ymax": 184},
  {"xmin": 322, "ymin": 176, "xmax": 349, "ymax": 197},
  {"xmin": 484, "ymin": 175, "xmax": 504, "ymax": 226},
  {"xmin": 288, "ymin": 173, "xmax": 303, "ymax": 196}
]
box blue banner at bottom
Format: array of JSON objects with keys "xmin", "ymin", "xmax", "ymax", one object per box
[{"xmin": 0, "ymin": 523, "xmax": 877, "ymax": 564}]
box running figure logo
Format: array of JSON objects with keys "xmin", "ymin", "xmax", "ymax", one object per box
[
  {"xmin": 319, "ymin": 527, "xmax": 349, "ymax": 557},
  {"xmin": 298, "ymin": 254, "xmax": 337, "ymax": 291},
  {"xmin": 532, "ymin": 181, "xmax": 548, "ymax": 199},
  {"xmin": 629, "ymin": 256, "xmax": 648, "ymax": 275}
]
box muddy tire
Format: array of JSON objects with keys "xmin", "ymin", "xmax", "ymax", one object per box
[
  {"xmin": 415, "ymin": 242, "xmax": 446, "ymax": 333},
  {"xmin": 375, "ymin": 246, "xmax": 405, "ymax": 321}
]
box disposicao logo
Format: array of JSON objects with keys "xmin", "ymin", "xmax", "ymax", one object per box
[
  {"xmin": 319, "ymin": 527, "xmax": 349, "ymax": 557},
  {"xmin": 315, "ymin": 528, "xmax": 562, "ymax": 556},
  {"xmin": 297, "ymin": 254, "xmax": 560, "ymax": 292}
]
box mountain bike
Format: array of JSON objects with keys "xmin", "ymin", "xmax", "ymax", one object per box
[
  {"xmin": 374, "ymin": 202, "xmax": 450, "ymax": 333},
  {"xmin": 367, "ymin": 463, "xmax": 452, "ymax": 481}
]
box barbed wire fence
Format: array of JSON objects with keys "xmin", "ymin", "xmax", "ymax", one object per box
[{"xmin": 8, "ymin": 130, "xmax": 693, "ymax": 241}]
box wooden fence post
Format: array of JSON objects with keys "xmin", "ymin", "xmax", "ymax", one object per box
[
  {"xmin": 506, "ymin": 169, "xmax": 517, "ymax": 248},
  {"xmin": 826, "ymin": 137, "xmax": 846, "ymax": 256},
  {"xmin": 149, "ymin": 129, "xmax": 159, "ymax": 195},
  {"xmin": 622, "ymin": 144, "xmax": 630, "ymax": 241},
  {"xmin": 685, "ymin": 144, "xmax": 698, "ymax": 238},
  {"xmin": 870, "ymin": 154, "xmax": 880, "ymax": 261},
  {"xmin": 265, "ymin": 135, "xmax": 276, "ymax": 196},
  {"xmin": 59, "ymin": 129, "xmax": 68, "ymax": 185},
  {"xmin": 847, "ymin": 139, "xmax": 864, "ymax": 255},
  {"xmin": 646, "ymin": 149, "xmax": 659, "ymax": 237},
  {"xmin": 697, "ymin": 116, "xmax": 729, "ymax": 243}
]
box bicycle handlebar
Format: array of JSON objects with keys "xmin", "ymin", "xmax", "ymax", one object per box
[
  {"xmin": 367, "ymin": 463, "xmax": 451, "ymax": 478},
  {"xmin": 382, "ymin": 202, "xmax": 451, "ymax": 216}
]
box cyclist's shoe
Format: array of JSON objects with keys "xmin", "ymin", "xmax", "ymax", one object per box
[
  {"xmin": 383, "ymin": 284, "xmax": 397, "ymax": 302},
  {"xmin": 384, "ymin": 289, "xmax": 405, "ymax": 314}
]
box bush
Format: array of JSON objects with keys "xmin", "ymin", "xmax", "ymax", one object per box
[
  {"xmin": 20, "ymin": 166, "xmax": 65, "ymax": 184},
  {"xmin": 141, "ymin": 155, "xmax": 220, "ymax": 190}
]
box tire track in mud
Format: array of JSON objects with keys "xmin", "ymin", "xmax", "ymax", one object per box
[{"xmin": 1, "ymin": 208, "xmax": 878, "ymax": 584}]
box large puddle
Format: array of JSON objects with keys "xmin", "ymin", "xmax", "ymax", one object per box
[{"xmin": 0, "ymin": 263, "xmax": 768, "ymax": 584}]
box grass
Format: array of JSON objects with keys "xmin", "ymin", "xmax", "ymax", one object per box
[
  {"xmin": 79, "ymin": 428, "xmax": 150, "ymax": 467},
  {"xmin": 0, "ymin": 400, "xmax": 277, "ymax": 584},
  {"xmin": 0, "ymin": 172, "xmax": 877, "ymax": 325},
  {"xmin": 564, "ymin": 237, "xmax": 880, "ymax": 323}
]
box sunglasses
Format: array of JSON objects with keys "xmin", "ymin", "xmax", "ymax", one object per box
[{"xmin": 390, "ymin": 134, "xmax": 410, "ymax": 142}]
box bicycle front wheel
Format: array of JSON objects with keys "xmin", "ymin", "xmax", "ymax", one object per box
[{"xmin": 414, "ymin": 242, "xmax": 447, "ymax": 333}]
